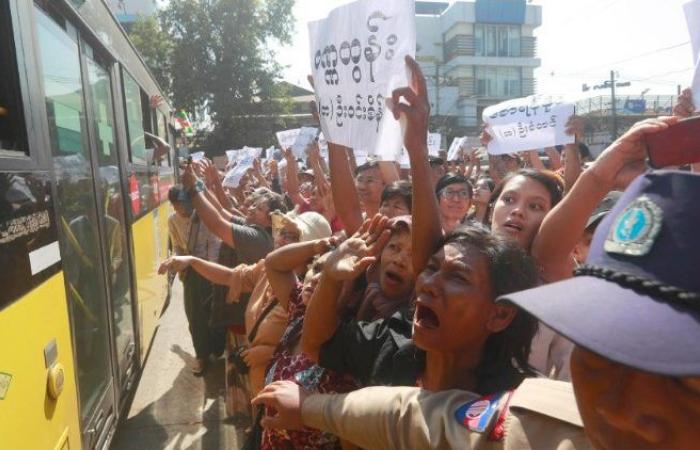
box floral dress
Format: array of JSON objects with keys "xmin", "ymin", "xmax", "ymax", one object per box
[{"xmin": 261, "ymin": 285, "xmax": 358, "ymax": 450}]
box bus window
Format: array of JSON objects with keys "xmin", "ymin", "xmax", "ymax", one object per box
[
  {"xmin": 122, "ymin": 70, "xmax": 147, "ymax": 165},
  {"xmin": 0, "ymin": 0, "xmax": 29, "ymax": 157},
  {"xmin": 157, "ymin": 112, "xmax": 171, "ymax": 168}
]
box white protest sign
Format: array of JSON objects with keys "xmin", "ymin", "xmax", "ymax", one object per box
[
  {"xmin": 483, "ymin": 95, "xmax": 575, "ymax": 156},
  {"xmin": 226, "ymin": 150, "xmax": 238, "ymax": 164},
  {"xmin": 318, "ymin": 133, "xmax": 329, "ymax": 161},
  {"xmin": 447, "ymin": 137, "xmax": 467, "ymax": 161},
  {"xmin": 223, "ymin": 155, "xmax": 255, "ymax": 189},
  {"xmin": 685, "ymin": 0, "xmax": 700, "ymax": 108},
  {"xmin": 265, "ymin": 146, "xmax": 277, "ymax": 161},
  {"xmin": 398, "ymin": 147, "xmax": 410, "ymax": 168},
  {"xmin": 308, "ymin": 0, "xmax": 416, "ymax": 162},
  {"xmin": 241, "ymin": 146, "xmax": 263, "ymax": 159},
  {"xmin": 427, "ymin": 133, "xmax": 442, "ymax": 156},
  {"xmin": 190, "ymin": 151, "xmax": 205, "ymax": 161},
  {"xmin": 276, "ymin": 129, "xmax": 300, "ymax": 152},
  {"xmin": 293, "ymin": 127, "xmax": 319, "ymax": 159}
]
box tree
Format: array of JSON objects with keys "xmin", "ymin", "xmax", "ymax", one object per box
[
  {"xmin": 160, "ymin": 0, "xmax": 295, "ymax": 151},
  {"xmin": 128, "ymin": 15, "xmax": 173, "ymax": 96}
]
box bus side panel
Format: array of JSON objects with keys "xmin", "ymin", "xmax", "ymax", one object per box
[
  {"xmin": 131, "ymin": 203, "xmax": 171, "ymax": 361},
  {"xmin": 0, "ymin": 273, "xmax": 82, "ymax": 450}
]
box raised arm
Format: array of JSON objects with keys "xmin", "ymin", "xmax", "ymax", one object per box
[
  {"xmin": 301, "ymin": 216, "xmax": 390, "ymax": 362},
  {"xmin": 390, "ymin": 56, "xmax": 442, "ymax": 274},
  {"xmin": 182, "ymin": 164, "xmax": 235, "ymax": 248},
  {"xmin": 329, "ymin": 142, "xmax": 363, "ymax": 235},
  {"xmin": 158, "ymin": 255, "xmax": 233, "ymax": 286},
  {"xmin": 266, "ymin": 238, "xmax": 336, "ymax": 311},
  {"xmin": 532, "ymin": 116, "xmax": 680, "ymax": 282},
  {"xmin": 284, "ymin": 148, "xmax": 306, "ymax": 208}
]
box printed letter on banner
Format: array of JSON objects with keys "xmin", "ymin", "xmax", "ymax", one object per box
[
  {"xmin": 308, "ymin": 0, "xmax": 416, "ymax": 162},
  {"xmin": 685, "ymin": 0, "xmax": 700, "ymax": 109},
  {"xmin": 483, "ymin": 95, "xmax": 575, "ymax": 156}
]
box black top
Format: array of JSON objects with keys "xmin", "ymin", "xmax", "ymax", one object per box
[{"xmin": 318, "ymin": 307, "xmax": 424, "ymax": 387}]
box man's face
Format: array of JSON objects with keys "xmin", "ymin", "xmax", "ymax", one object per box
[
  {"xmin": 247, "ymin": 198, "xmax": 271, "ymax": 228},
  {"xmin": 571, "ymin": 345, "xmax": 700, "ymax": 450}
]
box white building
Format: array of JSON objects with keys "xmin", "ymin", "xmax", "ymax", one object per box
[{"xmin": 416, "ymin": 0, "xmax": 542, "ymax": 131}]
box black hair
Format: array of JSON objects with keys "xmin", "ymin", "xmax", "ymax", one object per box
[
  {"xmin": 428, "ymin": 155, "xmax": 445, "ymax": 167},
  {"xmin": 381, "ymin": 181, "xmax": 413, "ymax": 212},
  {"xmin": 487, "ymin": 169, "xmax": 564, "ymax": 223},
  {"xmin": 476, "ymin": 176, "xmax": 495, "ymax": 193},
  {"xmin": 259, "ymin": 191, "xmax": 289, "ymax": 214},
  {"xmin": 435, "ymin": 173, "xmax": 473, "ymax": 199},
  {"xmin": 168, "ymin": 185, "xmax": 184, "ymax": 204},
  {"xmin": 440, "ymin": 224, "xmax": 540, "ymax": 393},
  {"xmin": 354, "ymin": 160, "xmax": 381, "ymax": 177}
]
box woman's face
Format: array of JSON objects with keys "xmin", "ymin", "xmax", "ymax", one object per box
[
  {"xmin": 301, "ymin": 254, "xmax": 329, "ymax": 305},
  {"xmin": 378, "ymin": 231, "xmax": 414, "ymax": 300},
  {"xmin": 491, "ymin": 175, "xmax": 552, "ymax": 250},
  {"xmin": 473, "ymin": 179, "xmax": 492, "ymax": 206},
  {"xmin": 355, "ymin": 167, "xmax": 384, "ymax": 210},
  {"xmin": 571, "ymin": 346, "xmax": 700, "ymax": 450},
  {"xmin": 379, "ymin": 196, "xmax": 410, "ymax": 218},
  {"xmin": 438, "ymin": 182, "xmax": 472, "ymax": 222},
  {"xmin": 413, "ymin": 243, "xmax": 512, "ymax": 355}
]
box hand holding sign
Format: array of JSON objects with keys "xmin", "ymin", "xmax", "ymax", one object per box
[
  {"xmin": 388, "ymin": 56, "xmax": 430, "ymax": 158},
  {"xmin": 483, "ymin": 95, "xmax": 575, "ymax": 156},
  {"xmin": 308, "ymin": 0, "xmax": 416, "ymax": 162}
]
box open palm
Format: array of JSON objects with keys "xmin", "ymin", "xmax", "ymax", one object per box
[{"xmin": 323, "ymin": 215, "xmax": 391, "ymax": 282}]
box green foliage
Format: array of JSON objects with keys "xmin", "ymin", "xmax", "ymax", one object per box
[
  {"xmin": 128, "ymin": 15, "xmax": 173, "ymax": 95},
  {"xmin": 159, "ymin": 0, "xmax": 295, "ymax": 152}
]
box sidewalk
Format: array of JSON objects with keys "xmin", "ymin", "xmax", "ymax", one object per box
[{"xmin": 112, "ymin": 280, "xmax": 243, "ymax": 450}]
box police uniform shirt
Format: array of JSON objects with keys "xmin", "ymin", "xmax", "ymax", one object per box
[{"xmin": 301, "ymin": 378, "xmax": 592, "ymax": 450}]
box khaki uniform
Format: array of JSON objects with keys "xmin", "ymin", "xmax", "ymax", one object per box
[{"xmin": 302, "ymin": 378, "xmax": 592, "ymax": 450}]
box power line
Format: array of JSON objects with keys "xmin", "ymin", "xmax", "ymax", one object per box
[{"xmin": 577, "ymin": 42, "xmax": 691, "ymax": 73}]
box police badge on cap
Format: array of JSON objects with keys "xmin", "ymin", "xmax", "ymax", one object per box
[{"xmin": 604, "ymin": 195, "xmax": 663, "ymax": 257}]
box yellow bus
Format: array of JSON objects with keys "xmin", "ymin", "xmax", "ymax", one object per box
[{"xmin": 0, "ymin": 0, "xmax": 176, "ymax": 448}]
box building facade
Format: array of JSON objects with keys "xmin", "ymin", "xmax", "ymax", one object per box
[
  {"xmin": 416, "ymin": 0, "xmax": 542, "ymax": 134},
  {"xmin": 105, "ymin": 0, "xmax": 158, "ymax": 30}
]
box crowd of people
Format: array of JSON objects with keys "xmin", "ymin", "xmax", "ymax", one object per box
[{"xmin": 157, "ymin": 55, "xmax": 699, "ymax": 449}]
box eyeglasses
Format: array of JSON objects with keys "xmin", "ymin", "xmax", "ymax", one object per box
[{"xmin": 441, "ymin": 190, "xmax": 471, "ymax": 200}]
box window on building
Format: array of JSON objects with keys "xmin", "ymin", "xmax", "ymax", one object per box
[
  {"xmin": 476, "ymin": 67, "xmax": 522, "ymax": 97},
  {"xmin": 0, "ymin": 1, "xmax": 29, "ymax": 157},
  {"xmin": 475, "ymin": 24, "xmax": 521, "ymax": 57}
]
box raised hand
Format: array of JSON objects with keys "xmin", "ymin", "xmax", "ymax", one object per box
[
  {"xmin": 591, "ymin": 116, "xmax": 680, "ymax": 190},
  {"xmin": 322, "ymin": 215, "xmax": 391, "ymax": 282},
  {"xmin": 673, "ymin": 88, "xmax": 694, "ymax": 118},
  {"xmin": 182, "ymin": 163, "xmax": 198, "ymax": 191},
  {"xmin": 565, "ymin": 115, "xmax": 586, "ymax": 142},
  {"xmin": 388, "ymin": 56, "xmax": 430, "ymax": 155},
  {"xmin": 158, "ymin": 256, "xmax": 192, "ymax": 275},
  {"xmin": 480, "ymin": 125, "xmax": 493, "ymax": 147}
]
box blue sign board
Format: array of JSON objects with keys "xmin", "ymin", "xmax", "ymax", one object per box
[{"xmin": 475, "ymin": 0, "xmax": 526, "ymax": 24}]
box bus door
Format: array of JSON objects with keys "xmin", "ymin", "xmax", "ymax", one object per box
[
  {"xmin": 82, "ymin": 44, "xmax": 138, "ymax": 409},
  {"xmin": 33, "ymin": 5, "xmax": 117, "ymax": 448}
]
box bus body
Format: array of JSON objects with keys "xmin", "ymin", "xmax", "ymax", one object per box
[{"xmin": 0, "ymin": 0, "xmax": 176, "ymax": 448}]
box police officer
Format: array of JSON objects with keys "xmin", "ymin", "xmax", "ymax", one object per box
[{"xmin": 253, "ymin": 169, "xmax": 700, "ymax": 450}]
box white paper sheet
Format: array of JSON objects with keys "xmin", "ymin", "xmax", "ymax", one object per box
[
  {"xmin": 308, "ymin": 0, "xmax": 416, "ymax": 162},
  {"xmin": 483, "ymin": 95, "xmax": 575, "ymax": 156}
]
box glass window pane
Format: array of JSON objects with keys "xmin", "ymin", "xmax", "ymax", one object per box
[
  {"xmin": 474, "ymin": 25, "xmax": 484, "ymax": 57},
  {"xmin": 487, "ymin": 27, "xmax": 497, "ymax": 57},
  {"xmin": 509, "ymin": 26, "xmax": 521, "ymax": 57},
  {"xmin": 35, "ymin": 5, "xmax": 112, "ymax": 422},
  {"xmin": 86, "ymin": 51, "xmax": 136, "ymax": 385},
  {"xmin": 0, "ymin": 1, "xmax": 28, "ymax": 157},
  {"xmin": 498, "ymin": 27, "xmax": 508, "ymax": 57},
  {"xmin": 123, "ymin": 71, "xmax": 147, "ymax": 165}
]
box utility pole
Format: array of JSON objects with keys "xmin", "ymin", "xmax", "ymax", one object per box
[
  {"xmin": 435, "ymin": 64, "xmax": 440, "ymax": 118},
  {"xmin": 610, "ymin": 70, "xmax": 618, "ymax": 140}
]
